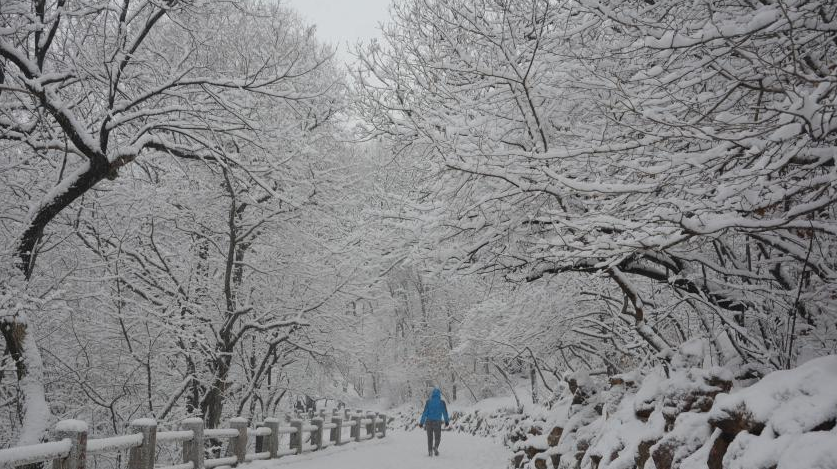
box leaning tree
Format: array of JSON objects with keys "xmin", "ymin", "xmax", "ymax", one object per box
[{"xmin": 1, "ymin": 0, "xmax": 336, "ymax": 443}]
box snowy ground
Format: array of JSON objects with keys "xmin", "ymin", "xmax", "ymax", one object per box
[{"xmin": 242, "ymin": 430, "xmax": 508, "ymax": 469}]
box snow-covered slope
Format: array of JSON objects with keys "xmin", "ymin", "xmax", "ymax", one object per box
[{"xmin": 511, "ymin": 353, "xmax": 837, "ymax": 469}]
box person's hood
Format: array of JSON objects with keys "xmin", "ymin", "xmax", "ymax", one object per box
[{"xmin": 431, "ymin": 388, "xmax": 442, "ymax": 400}]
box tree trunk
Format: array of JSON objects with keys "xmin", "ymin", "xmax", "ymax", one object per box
[
  {"xmin": 201, "ymin": 355, "xmax": 232, "ymax": 430},
  {"xmin": 185, "ymin": 358, "xmax": 203, "ymax": 415},
  {"xmin": 451, "ymin": 372, "xmax": 457, "ymax": 401},
  {"xmin": 3, "ymin": 145, "xmax": 113, "ymax": 447},
  {"xmin": 530, "ymin": 366, "xmax": 538, "ymax": 404},
  {"xmin": 0, "ymin": 317, "xmax": 50, "ymax": 447}
]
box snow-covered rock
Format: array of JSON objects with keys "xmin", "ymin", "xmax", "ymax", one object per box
[{"xmin": 506, "ymin": 354, "xmax": 837, "ymax": 469}]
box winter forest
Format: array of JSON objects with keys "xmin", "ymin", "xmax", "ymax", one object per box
[{"xmin": 1, "ymin": 0, "xmax": 836, "ymax": 468}]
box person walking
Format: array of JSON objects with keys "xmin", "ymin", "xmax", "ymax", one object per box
[{"xmin": 419, "ymin": 387, "xmax": 449, "ymax": 456}]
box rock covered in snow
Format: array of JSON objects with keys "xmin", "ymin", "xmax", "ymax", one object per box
[
  {"xmin": 503, "ymin": 353, "xmax": 837, "ymax": 469},
  {"xmin": 709, "ymin": 355, "xmax": 837, "ymax": 436},
  {"xmin": 707, "ymin": 356, "xmax": 837, "ymax": 469}
]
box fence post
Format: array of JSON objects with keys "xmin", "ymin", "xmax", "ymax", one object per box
[
  {"xmin": 52, "ymin": 420, "xmax": 88, "ymax": 469},
  {"xmin": 264, "ymin": 418, "xmax": 280, "ymax": 459},
  {"xmin": 311, "ymin": 417, "xmax": 324, "ymax": 450},
  {"xmin": 289, "ymin": 419, "xmax": 303, "ymax": 454},
  {"xmin": 379, "ymin": 414, "xmax": 387, "ymax": 438},
  {"xmin": 255, "ymin": 421, "xmax": 265, "ymax": 454},
  {"xmin": 128, "ymin": 419, "xmax": 157, "ymax": 469},
  {"xmin": 181, "ymin": 418, "xmax": 204, "ymax": 469},
  {"xmin": 349, "ymin": 414, "xmax": 358, "ymax": 441},
  {"xmin": 352, "ymin": 414, "xmax": 363, "ymax": 442},
  {"xmin": 367, "ymin": 413, "xmax": 377, "ymax": 439},
  {"xmin": 330, "ymin": 415, "xmax": 343, "ymax": 446},
  {"xmin": 228, "ymin": 418, "xmax": 248, "ymax": 466},
  {"xmin": 253, "ymin": 422, "xmax": 264, "ymax": 453}
]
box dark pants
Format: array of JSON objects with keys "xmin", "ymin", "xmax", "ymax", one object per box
[{"xmin": 425, "ymin": 420, "xmax": 442, "ymax": 453}]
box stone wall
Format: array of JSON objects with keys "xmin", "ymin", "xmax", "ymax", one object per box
[{"xmin": 511, "ymin": 353, "xmax": 837, "ymax": 469}]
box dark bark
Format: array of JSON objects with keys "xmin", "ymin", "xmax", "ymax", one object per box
[
  {"xmin": 201, "ymin": 355, "xmax": 231, "ymax": 429},
  {"xmin": 527, "ymin": 254, "xmax": 750, "ymax": 313},
  {"xmin": 0, "ymin": 321, "xmax": 28, "ymax": 380},
  {"xmin": 2, "ymin": 155, "xmax": 109, "ymax": 423},
  {"xmin": 16, "ymin": 157, "xmax": 110, "ymax": 278}
]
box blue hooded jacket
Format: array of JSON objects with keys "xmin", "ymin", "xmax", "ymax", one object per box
[{"xmin": 420, "ymin": 388, "xmax": 449, "ymax": 425}]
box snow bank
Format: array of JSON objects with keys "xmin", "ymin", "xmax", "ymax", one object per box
[
  {"xmin": 387, "ymin": 353, "xmax": 836, "ymax": 469},
  {"xmin": 506, "ymin": 350, "xmax": 837, "ymax": 469},
  {"xmin": 709, "ymin": 356, "xmax": 837, "ymax": 469},
  {"xmin": 710, "ymin": 355, "xmax": 837, "ymax": 436}
]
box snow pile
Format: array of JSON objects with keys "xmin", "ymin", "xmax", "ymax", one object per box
[
  {"xmin": 707, "ymin": 357, "xmax": 837, "ymax": 469},
  {"xmin": 510, "ymin": 349, "xmax": 837, "ymax": 469}
]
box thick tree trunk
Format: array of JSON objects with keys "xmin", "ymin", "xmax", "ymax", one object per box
[
  {"xmin": 0, "ymin": 319, "xmax": 27, "ymax": 380},
  {"xmin": 2, "ymin": 136, "xmax": 113, "ymax": 448},
  {"xmin": 202, "ymin": 384, "xmax": 226, "ymax": 432},
  {"xmin": 0, "ymin": 315, "xmax": 50, "ymax": 446},
  {"xmin": 2, "ymin": 155, "xmax": 111, "ymax": 447},
  {"xmin": 185, "ymin": 359, "xmax": 203, "ymax": 415},
  {"xmin": 17, "ymin": 159, "xmax": 110, "ymax": 278},
  {"xmin": 201, "ymin": 352, "xmax": 232, "ymax": 430}
]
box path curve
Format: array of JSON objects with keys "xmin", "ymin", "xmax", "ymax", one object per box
[{"xmin": 242, "ymin": 430, "xmax": 508, "ymax": 469}]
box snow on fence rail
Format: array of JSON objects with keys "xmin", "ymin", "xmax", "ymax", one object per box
[{"xmin": 0, "ymin": 409, "xmax": 387, "ymax": 469}]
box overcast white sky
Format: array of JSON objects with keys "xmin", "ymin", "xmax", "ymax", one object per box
[{"xmin": 285, "ymin": 0, "xmax": 392, "ymax": 61}]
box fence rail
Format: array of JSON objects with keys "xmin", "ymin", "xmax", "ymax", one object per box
[{"xmin": 0, "ymin": 409, "xmax": 387, "ymax": 469}]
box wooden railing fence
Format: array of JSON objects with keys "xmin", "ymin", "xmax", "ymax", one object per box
[{"xmin": 0, "ymin": 409, "xmax": 387, "ymax": 469}]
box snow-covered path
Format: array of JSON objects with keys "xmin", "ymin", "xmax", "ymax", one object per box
[{"xmin": 242, "ymin": 430, "xmax": 508, "ymax": 469}]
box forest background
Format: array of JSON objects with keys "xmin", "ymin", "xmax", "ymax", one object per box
[{"xmin": 1, "ymin": 0, "xmax": 835, "ymax": 457}]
